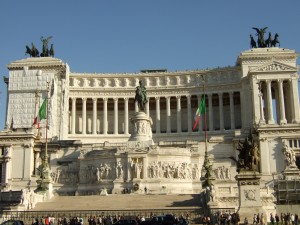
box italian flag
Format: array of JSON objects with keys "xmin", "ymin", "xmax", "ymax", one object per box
[
  {"xmin": 192, "ymin": 95, "xmax": 206, "ymax": 131},
  {"xmin": 33, "ymin": 98, "xmax": 47, "ymax": 127}
]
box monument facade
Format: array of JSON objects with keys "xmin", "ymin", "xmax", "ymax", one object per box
[{"xmin": 0, "ymin": 47, "xmax": 299, "ymax": 216}]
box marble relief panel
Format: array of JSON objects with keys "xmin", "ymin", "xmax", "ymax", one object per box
[{"xmin": 148, "ymin": 161, "xmax": 200, "ymax": 180}]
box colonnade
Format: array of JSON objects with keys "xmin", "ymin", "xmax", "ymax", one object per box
[
  {"xmin": 68, "ymin": 92, "xmax": 242, "ymax": 135},
  {"xmin": 258, "ymin": 79, "xmax": 300, "ymax": 125}
]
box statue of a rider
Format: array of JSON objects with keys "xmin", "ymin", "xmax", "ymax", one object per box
[{"xmin": 135, "ymin": 80, "xmax": 148, "ymax": 111}]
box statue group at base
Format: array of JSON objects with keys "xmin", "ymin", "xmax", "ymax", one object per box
[{"xmin": 234, "ymin": 130, "xmax": 275, "ymax": 223}]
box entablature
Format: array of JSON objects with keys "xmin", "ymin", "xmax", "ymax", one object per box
[{"xmin": 68, "ymin": 83, "xmax": 242, "ymax": 99}]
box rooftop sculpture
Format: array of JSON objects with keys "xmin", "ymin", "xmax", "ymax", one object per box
[
  {"xmin": 251, "ymin": 27, "xmax": 280, "ymax": 48},
  {"xmin": 25, "ymin": 36, "xmax": 54, "ymax": 58}
]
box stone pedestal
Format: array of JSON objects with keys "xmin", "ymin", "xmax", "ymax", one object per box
[
  {"xmin": 112, "ymin": 179, "xmax": 126, "ymax": 194},
  {"xmin": 235, "ymin": 171, "xmax": 262, "ymax": 221},
  {"xmin": 129, "ymin": 112, "xmax": 153, "ymax": 143},
  {"xmin": 36, "ymin": 178, "xmax": 53, "ymax": 200},
  {"xmin": 283, "ymin": 166, "xmax": 300, "ymax": 180}
]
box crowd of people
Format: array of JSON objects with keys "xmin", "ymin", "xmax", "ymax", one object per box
[
  {"xmin": 29, "ymin": 212, "xmax": 300, "ymax": 225},
  {"xmin": 31, "ymin": 213, "xmax": 190, "ymax": 225},
  {"xmin": 202, "ymin": 211, "xmax": 299, "ymax": 225}
]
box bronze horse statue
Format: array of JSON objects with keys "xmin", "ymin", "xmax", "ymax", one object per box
[
  {"xmin": 250, "ymin": 34, "xmax": 257, "ymax": 48},
  {"xmin": 271, "ymin": 33, "xmax": 280, "ymax": 47},
  {"xmin": 25, "ymin": 43, "xmax": 39, "ymax": 57},
  {"xmin": 265, "ymin": 32, "xmax": 272, "ymax": 47}
]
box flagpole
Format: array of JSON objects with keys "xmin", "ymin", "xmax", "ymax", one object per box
[
  {"xmin": 44, "ymin": 80, "xmax": 50, "ymax": 168},
  {"xmin": 200, "ymin": 75, "xmax": 214, "ymax": 189},
  {"xmin": 35, "ymin": 90, "xmax": 41, "ymax": 140}
]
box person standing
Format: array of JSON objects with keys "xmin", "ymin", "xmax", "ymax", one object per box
[
  {"xmin": 270, "ymin": 213, "xmax": 275, "ymax": 225},
  {"xmin": 275, "ymin": 214, "xmax": 280, "ymax": 225}
]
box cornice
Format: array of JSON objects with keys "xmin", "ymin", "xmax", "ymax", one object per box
[
  {"xmin": 7, "ymin": 57, "xmax": 66, "ymax": 70},
  {"xmin": 257, "ymin": 124, "xmax": 300, "ymax": 136},
  {"xmin": 237, "ymin": 48, "xmax": 298, "ymax": 66},
  {"xmin": 70, "ymin": 66, "xmax": 240, "ymax": 78},
  {"xmin": 68, "ymin": 83, "xmax": 242, "ymax": 98}
]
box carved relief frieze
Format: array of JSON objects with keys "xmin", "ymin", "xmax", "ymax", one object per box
[
  {"xmin": 51, "ymin": 167, "xmax": 79, "ymax": 184},
  {"xmin": 147, "ymin": 161, "xmax": 200, "ymax": 180},
  {"xmin": 213, "ymin": 166, "xmax": 232, "ymax": 180},
  {"xmin": 217, "ymin": 197, "xmax": 238, "ymax": 203},
  {"xmin": 249, "ymin": 61, "xmax": 297, "ymax": 73}
]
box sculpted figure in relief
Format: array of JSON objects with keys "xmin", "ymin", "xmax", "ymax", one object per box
[
  {"xmin": 116, "ymin": 161, "xmax": 124, "ymax": 179},
  {"xmin": 131, "ymin": 158, "xmax": 142, "ymax": 179},
  {"xmin": 96, "ymin": 167, "xmax": 101, "ymax": 181},
  {"xmin": 282, "ymin": 143, "xmax": 296, "ymax": 167}
]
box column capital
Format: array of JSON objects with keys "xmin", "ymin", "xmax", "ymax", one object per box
[
  {"xmin": 82, "ymin": 97, "xmax": 87, "ymax": 102},
  {"xmin": 176, "ymin": 95, "xmax": 181, "ymax": 100},
  {"xmin": 265, "ymin": 80, "xmax": 272, "ymax": 85},
  {"xmin": 185, "ymin": 94, "xmax": 191, "ymax": 100},
  {"xmin": 165, "ymin": 96, "xmax": 171, "ymax": 100},
  {"xmin": 103, "ymin": 97, "xmax": 108, "ymax": 102},
  {"xmin": 71, "ymin": 97, "xmax": 77, "ymax": 101},
  {"xmin": 92, "ymin": 97, "xmax": 97, "ymax": 103},
  {"xmin": 277, "ymin": 79, "xmax": 283, "ymax": 84},
  {"xmin": 155, "ymin": 96, "xmax": 160, "ymax": 100},
  {"xmin": 113, "ymin": 97, "xmax": 118, "ymax": 102},
  {"xmin": 124, "ymin": 97, "xmax": 129, "ymax": 101}
]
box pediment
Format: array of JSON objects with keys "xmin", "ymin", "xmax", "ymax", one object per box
[{"xmin": 250, "ymin": 61, "xmax": 297, "ymax": 73}]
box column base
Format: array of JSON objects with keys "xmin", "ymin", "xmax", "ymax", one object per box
[
  {"xmin": 280, "ymin": 119, "xmax": 287, "ymax": 125},
  {"xmin": 259, "ymin": 119, "xmax": 266, "ymax": 125}
]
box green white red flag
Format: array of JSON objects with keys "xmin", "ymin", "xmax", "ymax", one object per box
[
  {"xmin": 33, "ymin": 98, "xmax": 47, "ymax": 127},
  {"xmin": 192, "ymin": 95, "xmax": 206, "ymax": 131}
]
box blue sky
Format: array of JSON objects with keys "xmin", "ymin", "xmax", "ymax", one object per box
[{"xmin": 0, "ymin": 1, "xmax": 300, "ymax": 129}]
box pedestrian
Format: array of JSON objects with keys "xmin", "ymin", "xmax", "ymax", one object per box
[{"xmin": 270, "ymin": 213, "xmax": 275, "ymax": 225}]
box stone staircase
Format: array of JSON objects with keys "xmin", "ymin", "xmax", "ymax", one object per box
[{"xmin": 32, "ymin": 194, "xmax": 201, "ymax": 210}]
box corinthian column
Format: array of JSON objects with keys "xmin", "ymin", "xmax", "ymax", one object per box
[
  {"xmin": 277, "ymin": 80, "xmax": 287, "ymax": 124},
  {"xmin": 266, "ymin": 80, "xmax": 275, "ymax": 124},
  {"xmin": 114, "ymin": 98, "xmax": 118, "ymax": 135},
  {"xmin": 289, "ymin": 78, "xmax": 300, "ymax": 123},
  {"xmin": 71, "ymin": 97, "xmax": 76, "ymax": 134},
  {"xmin": 166, "ymin": 96, "xmax": 171, "ymax": 133},
  {"xmin": 82, "ymin": 97, "xmax": 87, "ymax": 134},
  {"xmin": 146, "ymin": 97, "xmax": 150, "ymax": 116},
  {"xmin": 229, "ymin": 92, "xmax": 235, "ymax": 130},
  {"xmin": 208, "ymin": 93, "xmax": 213, "ymax": 131},
  {"xmin": 92, "ymin": 98, "xmax": 97, "ymax": 135},
  {"xmin": 176, "ymin": 96, "xmax": 182, "ymax": 133},
  {"xmin": 218, "ymin": 93, "xmax": 224, "ymax": 130},
  {"xmin": 103, "ymin": 98, "xmax": 108, "ymax": 135},
  {"xmin": 124, "ymin": 97, "xmax": 129, "ymax": 135},
  {"xmin": 155, "ymin": 97, "xmax": 160, "ymax": 133},
  {"xmin": 187, "ymin": 95, "xmax": 192, "ymax": 132}
]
